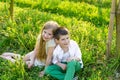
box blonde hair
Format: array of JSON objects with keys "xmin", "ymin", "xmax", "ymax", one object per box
[{"xmin": 35, "ymin": 21, "xmax": 59, "ymax": 60}]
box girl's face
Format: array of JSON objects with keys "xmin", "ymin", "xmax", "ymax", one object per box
[{"xmin": 42, "ymin": 28, "xmax": 53, "ymax": 41}]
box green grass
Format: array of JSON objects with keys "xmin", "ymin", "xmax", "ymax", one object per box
[{"xmin": 0, "ymin": 0, "xmax": 119, "ymax": 80}]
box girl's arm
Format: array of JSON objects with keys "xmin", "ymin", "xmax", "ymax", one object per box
[
  {"xmin": 28, "ymin": 42, "xmax": 40, "ymax": 68},
  {"xmin": 39, "ymin": 47, "xmax": 55, "ymax": 77},
  {"xmin": 28, "ymin": 51, "xmax": 36, "ymax": 68},
  {"xmin": 28, "ymin": 38, "xmax": 40, "ymax": 68},
  {"xmin": 45, "ymin": 47, "xmax": 55, "ymax": 66}
]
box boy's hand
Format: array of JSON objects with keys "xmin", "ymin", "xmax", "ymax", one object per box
[
  {"xmin": 56, "ymin": 62, "xmax": 66, "ymax": 70},
  {"xmin": 67, "ymin": 57, "xmax": 74, "ymax": 62},
  {"xmin": 67, "ymin": 57, "xmax": 80, "ymax": 62},
  {"xmin": 60, "ymin": 63, "xmax": 66, "ymax": 70}
]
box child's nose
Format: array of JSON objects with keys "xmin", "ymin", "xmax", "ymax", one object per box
[
  {"xmin": 45, "ymin": 33, "xmax": 49, "ymax": 38},
  {"xmin": 44, "ymin": 33, "xmax": 48, "ymax": 37},
  {"xmin": 65, "ymin": 39, "xmax": 69, "ymax": 43}
]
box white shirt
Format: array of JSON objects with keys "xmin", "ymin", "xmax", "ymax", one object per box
[
  {"xmin": 61, "ymin": 51, "xmax": 70, "ymax": 62},
  {"xmin": 52, "ymin": 40, "xmax": 83, "ymax": 68}
]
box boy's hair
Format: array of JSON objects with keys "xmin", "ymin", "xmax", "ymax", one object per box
[
  {"xmin": 36, "ymin": 21, "xmax": 59, "ymax": 60},
  {"xmin": 54, "ymin": 27, "xmax": 69, "ymax": 40}
]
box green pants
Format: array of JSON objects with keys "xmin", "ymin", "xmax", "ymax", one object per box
[{"xmin": 45, "ymin": 60, "xmax": 81, "ymax": 80}]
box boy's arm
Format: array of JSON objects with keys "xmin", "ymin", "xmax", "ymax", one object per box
[
  {"xmin": 74, "ymin": 42, "xmax": 82, "ymax": 61},
  {"xmin": 68, "ymin": 41, "xmax": 82, "ymax": 62},
  {"xmin": 67, "ymin": 56, "xmax": 80, "ymax": 62},
  {"xmin": 56, "ymin": 62, "xmax": 66, "ymax": 70},
  {"xmin": 67, "ymin": 41, "xmax": 82, "ymax": 62},
  {"xmin": 52, "ymin": 48, "xmax": 66, "ymax": 70}
]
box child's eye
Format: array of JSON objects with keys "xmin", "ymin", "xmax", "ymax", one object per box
[
  {"xmin": 66, "ymin": 37, "xmax": 69, "ymax": 39},
  {"xmin": 44, "ymin": 31, "xmax": 46, "ymax": 33},
  {"xmin": 48, "ymin": 33, "xmax": 52, "ymax": 36}
]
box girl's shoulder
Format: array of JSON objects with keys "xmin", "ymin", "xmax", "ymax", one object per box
[{"xmin": 46, "ymin": 38, "xmax": 56, "ymax": 47}]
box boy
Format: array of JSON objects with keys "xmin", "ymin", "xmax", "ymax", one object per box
[{"xmin": 45, "ymin": 27, "xmax": 83, "ymax": 80}]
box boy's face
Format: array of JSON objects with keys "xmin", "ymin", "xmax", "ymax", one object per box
[{"xmin": 56, "ymin": 34, "xmax": 70, "ymax": 49}]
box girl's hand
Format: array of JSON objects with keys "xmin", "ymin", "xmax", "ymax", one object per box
[
  {"xmin": 28, "ymin": 63, "xmax": 33, "ymax": 69},
  {"xmin": 39, "ymin": 71, "xmax": 45, "ymax": 77}
]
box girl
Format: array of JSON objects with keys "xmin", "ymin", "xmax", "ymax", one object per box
[
  {"xmin": 0, "ymin": 20, "xmax": 59, "ymax": 77},
  {"xmin": 23, "ymin": 20, "xmax": 59, "ymax": 76}
]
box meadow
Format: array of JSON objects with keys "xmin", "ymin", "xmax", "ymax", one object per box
[{"xmin": 0, "ymin": 0, "xmax": 119, "ymax": 80}]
